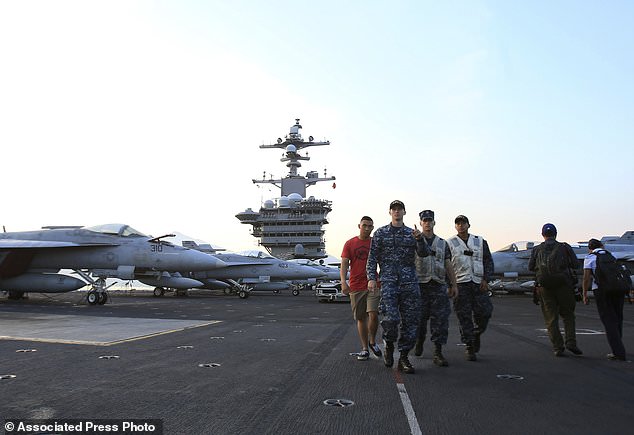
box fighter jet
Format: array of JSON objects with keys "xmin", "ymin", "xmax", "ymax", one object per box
[
  {"xmin": 169, "ymin": 242, "xmax": 326, "ymax": 298},
  {"xmin": 490, "ymin": 231, "xmax": 634, "ymax": 294},
  {"xmin": 0, "ymin": 224, "xmax": 226, "ymax": 304},
  {"xmin": 287, "ymin": 258, "xmax": 342, "ymax": 281},
  {"xmin": 489, "ymin": 241, "xmax": 542, "ymax": 294}
]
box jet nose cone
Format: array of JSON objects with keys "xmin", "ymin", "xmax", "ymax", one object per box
[
  {"xmin": 302, "ymin": 265, "xmax": 328, "ymax": 279},
  {"xmin": 186, "ymin": 250, "xmax": 227, "ymax": 271}
]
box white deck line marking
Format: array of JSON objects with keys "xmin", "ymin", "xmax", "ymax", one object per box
[{"xmin": 397, "ymin": 382, "xmax": 422, "ymax": 435}]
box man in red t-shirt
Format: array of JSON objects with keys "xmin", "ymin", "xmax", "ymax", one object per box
[{"xmin": 341, "ymin": 216, "xmax": 382, "ymax": 360}]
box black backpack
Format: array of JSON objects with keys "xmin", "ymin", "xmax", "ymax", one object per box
[
  {"xmin": 535, "ymin": 241, "xmax": 572, "ymax": 287},
  {"xmin": 592, "ymin": 249, "xmax": 632, "ymax": 295}
]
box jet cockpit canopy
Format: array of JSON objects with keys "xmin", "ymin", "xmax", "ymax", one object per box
[
  {"xmin": 83, "ymin": 224, "xmax": 148, "ymax": 238},
  {"xmin": 238, "ymin": 250, "xmax": 276, "ymax": 259},
  {"xmin": 496, "ymin": 241, "xmax": 538, "ymax": 253}
]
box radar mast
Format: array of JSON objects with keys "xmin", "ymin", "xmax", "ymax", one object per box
[{"xmin": 236, "ymin": 119, "xmax": 336, "ymax": 259}]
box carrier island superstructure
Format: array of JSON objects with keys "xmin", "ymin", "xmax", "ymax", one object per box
[{"xmin": 235, "ymin": 119, "xmax": 336, "ymax": 260}]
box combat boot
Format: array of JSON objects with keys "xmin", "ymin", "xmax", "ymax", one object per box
[
  {"xmin": 414, "ymin": 337, "xmax": 424, "ymax": 356},
  {"xmin": 397, "ymin": 352, "xmax": 415, "ymax": 374},
  {"xmin": 474, "ymin": 332, "xmax": 481, "ymax": 353},
  {"xmin": 384, "ymin": 341, "xmax": 395, "ymax": 367},
  {"xmin": 465, "ymin": 344, "xmax": 477, "ymax": 361},
  {"xmin": 433, "ymin": 343, "xmax": 448, "ymax": 367}
]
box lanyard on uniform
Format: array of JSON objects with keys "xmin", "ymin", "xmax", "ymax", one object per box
[{"xmin": 458, "ymin": 235, "xmax": 474, "ymax": 256}]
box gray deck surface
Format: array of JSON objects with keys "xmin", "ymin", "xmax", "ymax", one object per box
[{"xmin": 1, "ymin": 290, "xmax": 632, "ymax": 434}]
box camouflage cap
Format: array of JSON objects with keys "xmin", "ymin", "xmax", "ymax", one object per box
[{"xmin": 419, "ymin": 210, "xmax": 434, "ymax": 220}]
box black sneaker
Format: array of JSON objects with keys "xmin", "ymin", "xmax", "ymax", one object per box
[
  {"xmin": 566, "ymin": 345, "xmax": 583, "ymax": 356},
  {"xmin": 554, "ymin": 348, "xmax": 565, "ymax": 357},
  {"xmin": 356, "ymin": 350, "xmax": 369, "ymax": 361},
  {"xmin": 369, "ymin": 343, "xmax": 382, "ymax": 357}
]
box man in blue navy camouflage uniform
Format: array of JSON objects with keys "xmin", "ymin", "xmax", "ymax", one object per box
[
  {"xmin": 414, "ymin": 210, "xmax": 458, "ymax": 367},
  {"xmin": 367, "ymin": 200, "xmax": 431, "ymax": 374},
  {"xmin": 447, "ymin": 215, "xmax": 494, "ymax": 361}
]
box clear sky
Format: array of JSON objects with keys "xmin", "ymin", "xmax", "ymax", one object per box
[{"xmin": 1, "ymin": 1, "xmax": 632, "ymax": 255}]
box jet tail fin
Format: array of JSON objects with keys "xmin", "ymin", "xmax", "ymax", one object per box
[
  {"xmin": 600, "ymin": 231, "xmax": 634, "ymax": 245},
  {"xmin": 619, "ymin": 231, "xmax": 634, "ymax": 244}
]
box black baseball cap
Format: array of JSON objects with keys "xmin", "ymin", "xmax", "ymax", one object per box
[
  {"xmin": 455, "ymin": 215, "xmax": 469, "ymax": 224},
  {"xmin": 390, "ymin": 200, "xmax": 405, "ymax": 210},
  {"xmin": 542, "ymin": 223, "xmax": 557, "ymax": 237},
  {"xmin": 419, "ymin": 210, "xmax": 434, "ymax": 220}
]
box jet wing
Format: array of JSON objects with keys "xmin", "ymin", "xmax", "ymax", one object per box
[
  {"xmin": 0, "ymin": 240, "xmax": 119, "ymax": 249},
  {"xmin": 221, "ymin": 260, "xmax": 274, "ymax": 267},
  {"xmin": 575, "ymin": 251, "xmax": 634, "ymax": 262},
  {"xmin": 613, "ymin": 252, "xmax": 634, "ymax": 261}
]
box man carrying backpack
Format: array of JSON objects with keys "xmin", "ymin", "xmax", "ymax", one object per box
[
  {"xmin": 582, "ymin": 239, "xmax": 627, "ymax": 361},
  {"xmin": 529, "ymin": 223, "xmax": 583, "ymax": 357}
]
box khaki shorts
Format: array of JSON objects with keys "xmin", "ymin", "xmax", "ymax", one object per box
[{"xmin": 349, "ymin": 289, "xmax": 381, "ymax": 320}]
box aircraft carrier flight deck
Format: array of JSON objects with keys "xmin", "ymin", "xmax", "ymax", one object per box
[{"xmin": 0, "ymin": 291, "xmax": 632, "ymax": 435}]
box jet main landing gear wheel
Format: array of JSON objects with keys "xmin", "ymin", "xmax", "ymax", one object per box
[
  {"xmin": 86, "ymin": 277, "xmax": 108, "ymax": 305},
  {"xmin": 87, "ymin": 291, "xmax": 99, "ymax": 305},
  {"xmin": 98, "ymin": 292, "xmax": 108, "ymax": 305}
]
